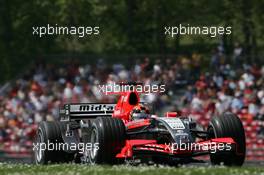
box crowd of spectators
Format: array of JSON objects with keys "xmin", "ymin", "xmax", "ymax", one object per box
[
  {"xmin": 182, "ymin": 50, "xmax": 263, "ymax": 121},
  {"xmin": 179, "ymin": 46, "xmax": 264, "ymax": 159},
  {"xmin": 180, "ymin": 47, "xmax": 264, "ymax": 157}
]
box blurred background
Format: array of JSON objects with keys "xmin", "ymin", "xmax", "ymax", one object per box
[{"xmin": 0, "ymin": 0, "xmax": 263, "ymax": 163}]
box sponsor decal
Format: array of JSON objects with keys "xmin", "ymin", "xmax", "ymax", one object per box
[
  {"xmin": 79, "ymin": 104, "xmax": 114, "ymax": 112},
  {"xmin": 160, "ymin": 118, "xmax": 185, "ymax": 129}
]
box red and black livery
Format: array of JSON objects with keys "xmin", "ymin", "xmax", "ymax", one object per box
[{"xmin": 34, "ymin": 83, "xmax": 246, "ymax": 166}]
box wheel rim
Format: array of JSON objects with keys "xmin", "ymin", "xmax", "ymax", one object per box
[
  {"xmin": 35, "ymin": 131, "xmax": 44, "ymax": 163},
  {"xmin": 89, "ymin": 128, "xmax": 98, "ymax": 160}
]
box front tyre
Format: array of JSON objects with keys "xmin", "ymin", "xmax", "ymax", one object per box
[
  {"xmin": 84, "ymin": 117, "xmax": 126, "ymax": 164},
  {"xmin": 208, "ymin": 113, "xmax": 246, "ymax": 166}
]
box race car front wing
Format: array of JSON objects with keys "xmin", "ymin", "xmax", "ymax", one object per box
[{"xmin": 116, "ymin": 138, "xmax": 236, "ymax": 158}]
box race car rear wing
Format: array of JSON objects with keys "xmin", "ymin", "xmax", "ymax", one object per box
[{"xmin": 59, "ymin": 103, "xmax": 116, "ymax": 121}]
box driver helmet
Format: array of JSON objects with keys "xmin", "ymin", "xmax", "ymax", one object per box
[{"xmin": 130, "ymin": 104, "xmax": 150, "ymax": 120}]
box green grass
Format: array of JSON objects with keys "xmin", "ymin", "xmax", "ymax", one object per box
[{"xmin": 0, "ymin": 164, "xmax": 263, "ymax": 175}]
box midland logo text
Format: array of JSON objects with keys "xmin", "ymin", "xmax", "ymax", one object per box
[{"xmin": 79, "ymin": 104, "xmax": 115, "ymax": 112}]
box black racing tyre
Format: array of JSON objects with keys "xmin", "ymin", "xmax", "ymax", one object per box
[
  {"xmin": 34, "ymin": 121, "xmax": 75, "ymax": 164},
  {"xmin": 85, "ymin": 117, "xmax": 126, "ymax": 164},
  {"xmin": 207, "ymin": 113, "xmax": 246, "ymax": 166}
]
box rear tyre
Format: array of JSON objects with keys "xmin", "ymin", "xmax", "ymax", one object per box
[
  {"xmin": 34, "ymin": 121, "xmax": 75, "ymax": 164},
  {"xmin": 208, "ymin": 113, "xmax": 246, "ymax": 166},
  {"xmin": 85, "ymin": 117, "xmax": 126, "ymax": 164}
]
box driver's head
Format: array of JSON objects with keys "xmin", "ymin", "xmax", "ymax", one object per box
[{"xmin": 130, "ymin": 104, "xmax": 150, "ymax": 120}]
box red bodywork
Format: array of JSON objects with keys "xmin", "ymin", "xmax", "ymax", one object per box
[
  {"xmin": 109, "ymin": 90, "xmax": 238, "ymax": 159},
  {"xmin": 112, "ymin": 91, "xmax": 140, "ymax": 122}
]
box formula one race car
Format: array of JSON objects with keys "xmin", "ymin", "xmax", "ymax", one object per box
[{"xmin": 34, "ymin": 85, "xmax": 246, "ymax": 166}]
